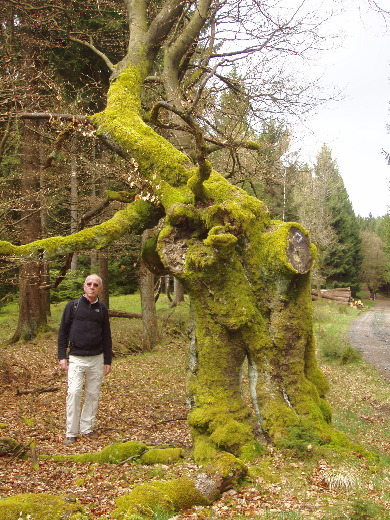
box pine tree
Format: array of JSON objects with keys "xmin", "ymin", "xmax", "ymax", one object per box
[{"xmin": 314, "ymin": 145, "xmax": 362, "ymax": 295}]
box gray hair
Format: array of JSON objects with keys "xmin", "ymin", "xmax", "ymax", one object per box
[{"xmin": 84, "ymin": 274, "xmax": 103, "ymax": 286}]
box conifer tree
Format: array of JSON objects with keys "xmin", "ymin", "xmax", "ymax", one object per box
[{"xmin": 314, "ymin": 145, "xmax": 362, "ymax": 294}]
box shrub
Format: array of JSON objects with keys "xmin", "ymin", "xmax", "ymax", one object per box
[{"xmin": 321, "ymin": 336, "xmax": 361, "ymax": 364}]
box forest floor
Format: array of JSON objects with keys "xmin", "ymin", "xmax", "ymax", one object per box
[{"xmin": 0, "ymin": 297, "xmax": 389, "ymax": 520}]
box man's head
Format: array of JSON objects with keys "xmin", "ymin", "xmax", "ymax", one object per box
[{"xmin": 84, "ymin": 274, "xmax": 103, "ymax": 302}]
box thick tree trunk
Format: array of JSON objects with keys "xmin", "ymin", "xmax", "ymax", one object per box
[
  {"xmin": 11, "ymin": 261, "xmax": 48, "ymax": 343},
  {"xmin": 1, "ymin": 58, "xmax": 347, "ymax": 461},
  {"xmin": 160, "ymin": 217, "xmax": 333, "ymax": 461},
  {"xmin": 11, "ymin": 121, "xmax": 48, "ymax": 342},
  {"xmin": 90, "ymin": 63, "xmax": 347, "ymax": 460}
]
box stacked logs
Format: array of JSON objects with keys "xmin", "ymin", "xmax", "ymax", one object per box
[
  {"xmin": 311, "ymin": 287, "xmax": 351, "ymax": 304},
  {"xmin": 311, "ymin": 287, "xmax": 364, "ymax": 308}
]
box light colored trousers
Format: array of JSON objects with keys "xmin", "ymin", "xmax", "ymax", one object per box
[{"xmin": 66, "ymin": 354, "xmax": 104, "ymax": 437}]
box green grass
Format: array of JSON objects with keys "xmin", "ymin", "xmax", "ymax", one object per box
[
  {"xmin": 0, "ymin": 292, "xmax": 190, "ymax": 349},
  {"xmin": 314, "ymin": 300, "xmax": 362, "ymax": 364}
]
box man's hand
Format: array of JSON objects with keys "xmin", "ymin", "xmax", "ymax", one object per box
[
  {"xmin": 104, "ymin": 365, "xmax": 111, "ymax": 376},
  {"xmin": 59, "ymin": 359, "xmax": 68, "ymax": 371}
]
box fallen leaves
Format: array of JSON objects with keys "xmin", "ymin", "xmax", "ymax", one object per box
[{"xmin": 0, "ymin": 333, "xmax": 389, "ymax": 519}]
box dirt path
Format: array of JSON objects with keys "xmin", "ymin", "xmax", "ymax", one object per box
[{"xmin": 349, "ymin": 295, "xmax": 390, "ymax": 382}]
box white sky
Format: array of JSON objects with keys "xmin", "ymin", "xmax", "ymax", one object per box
[{"xmin": 293, "ymin": 4, "xmax": 390, "ymax": 218}]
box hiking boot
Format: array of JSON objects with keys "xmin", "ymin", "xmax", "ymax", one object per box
[
  {"xmin": 64, "ymin": 437, "xmax": 77, "ymax": 446},
  {"xmin": 81, "ymin": 431, "xmax": 98, "ymax": 439}
]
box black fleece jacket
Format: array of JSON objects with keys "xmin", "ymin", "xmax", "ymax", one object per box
[{"xmin": 58, "ymin": 295, "xmax": 112, "ymax": 365}]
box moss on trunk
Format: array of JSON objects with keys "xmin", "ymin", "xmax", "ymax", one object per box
[{"xmin": 0, "ymin": 61, "xmax": 351, "ymax": 463}]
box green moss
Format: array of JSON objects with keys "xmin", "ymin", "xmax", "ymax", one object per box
[
  {"xmin": 248, "ymin": 460, "xmax": 281, "ymax": 483},
  {"xmin": 0, "ymin": 200, "xmax": 162, "ymax": 260},
  {"xmin": 202, "ymin": 452, "xmax": 248, "ymax": 487},
  {"xmin": 93, "ymin": 66, "xmax": 193, "ymax": 191},
  {"xmin": 111, "ymin": 477, "xmax": 209, "ymax": 520},
  {"xmin": 111, "ymin": 452, "xmax": 247, "ymax": 519},
  {"xmin": 191, "ymin": 434, "xmax": 219, "ymax": 464},
  {"xmin": 139, "ymin": 448, "xmax": 185, "ymax": 465},
  {"xmin": 209, "ymin": 418, "xmax": 254, "ymax": 451},
  {"xmin": 142, "ymin": 235, "xmax": 167, "ymax": 274},
  {"xmin": 203, "ymin": 231, "xmax": 237, "ymax": 249},
  {"xmin": 239, "ymin": 440, "xmax": 268, "ymax": 462},
  {"xmin": 187, "ymin": 160, "xmax": 212, "ymax": 200},
  {"xmin": 259, "ymin": 221, "xmax": 311, "ymax": 276},
  {"xmin": 50, "ymin": 442, "xmax": 187, "ymax": 467},
  {"xmin": 189, "ymin": 399, "xmax": 256, "ymax": 463},
  {"xmin": 165, "ymin": 202, "xmax": 202, "ymax": 229},
  {"xmin": 0, "ymin": 493, "xmax": 86, "ymax": 520},
  {"xmin": 52, "ymin": 441, "xmax": 148, "ymax": 464}
]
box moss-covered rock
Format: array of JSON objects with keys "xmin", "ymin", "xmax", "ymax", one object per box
[
  {"xmin": 139, "ymin": 447, "xmax": 184, "ymax": 465},
  {"xmin": 111, "ymin": 452, "xmax": 247, "ymax": 520},
  {"xmin": 0, "ymin": 493, "xmax": 86, "ymax": 520},
  {"xmin": 0, "ymin": 436, "xmax": 27, "ymax": 457},
  {"xmin": 111, "ymin": 477, "xmax": 209, "ymax": 520}
]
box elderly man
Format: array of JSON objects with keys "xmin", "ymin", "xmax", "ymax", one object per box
[{"xmin": 58, "ymin": 274, "xmax": 112, "ymax": 446}]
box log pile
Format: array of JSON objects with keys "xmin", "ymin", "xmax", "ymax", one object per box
[
  {"xmin": 311, "ymin": 287, "xmax": 364, "ymax": 309},
  {"xmin": 311, "ymin": 287, "xmax": 351, "ymax": 304}
]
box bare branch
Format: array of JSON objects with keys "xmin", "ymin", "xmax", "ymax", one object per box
[
  {"xmin": 164, "ymin": 0, "xmax": 214, "ymax": 69},
  {"xmin": 69, "ymin": 34, "xmax": 115, "ymax": 72}
]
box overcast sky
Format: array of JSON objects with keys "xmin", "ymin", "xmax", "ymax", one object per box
[{"xmin": 293, "ymin": 4, "xmax": 390, "ymax": 218}]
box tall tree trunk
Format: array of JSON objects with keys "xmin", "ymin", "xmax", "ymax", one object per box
[
  {"xmin": 11, "ymin": 261, "xmax": 48, "ymax": 342},
  {"xmin": 162, "ymin": 222, "xmax": 330, "ymax": 462},
  {"xmin": 11, "ymin": 120, "xmax": 48, "ymax": 342},
  {"xmin": 39, "ymin": 130, "xmax": 51, "ymax": 317},
  {"xmin": 70, "ymin": 151, "xmax": 78, "ymax": 271},
  {"xmin": 170, "ymin": 277, "xmax": 184, "ymax": 307},
  {"xmin": 98, "ymin": 251, "xmax": 109, "ymax": 307},
  {"xmin": 91, "ymin": 63, "xmax": 346, "ymax": 460},
  {"xmin": 140, "ymin": 231, "xmax": 160, "ymax": 351}
]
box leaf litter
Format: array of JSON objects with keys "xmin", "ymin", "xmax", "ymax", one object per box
[{"xmin": 0, "ymin": 328, "xmax": 389, "ymax": 519}]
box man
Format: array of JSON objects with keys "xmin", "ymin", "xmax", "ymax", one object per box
[{"xmin": 58, "ymin": 274, "xmax": 112, "ymax": 446}]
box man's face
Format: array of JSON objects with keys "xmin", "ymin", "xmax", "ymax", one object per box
[{"xmin": 84, "ymin": 275, "xmax": 103, "ymax": 300}]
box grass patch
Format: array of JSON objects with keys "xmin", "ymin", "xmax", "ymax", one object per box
[{"xmin": 314, "ymin": 300, "xmax": 362, "ymax": 364}]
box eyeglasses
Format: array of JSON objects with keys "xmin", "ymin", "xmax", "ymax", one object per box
[{"xmin": 86, "ymin": 282, "xmax": 100, "ymax": 287}]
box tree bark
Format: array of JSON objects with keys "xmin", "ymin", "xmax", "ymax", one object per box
[
  {"xmin": 140, "ymin": 231, "xmax": 161, "ymax": 351},
  {"xmin": 11, "ymin": 121, "xmax": 48, "ymax": 342},
  {"xmin": 99, "ymin": 251, "xmax": 110, "ymax": 308},
  {"xmin": 170, "ymin": 277, "xmax": 185, "ymax": 307},
  {"xmin": 70, "ymin": 151, "xmax": 78, "ymax": 271}
]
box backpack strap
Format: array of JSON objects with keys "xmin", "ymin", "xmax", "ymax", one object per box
[{"xmin": 71, "ymin": 297, "xmax": 82, "ymax": 322}]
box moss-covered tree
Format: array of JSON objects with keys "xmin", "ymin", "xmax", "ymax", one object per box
[{"xmin": 0, "ymin": 0, "xmax": 350, "ymax": 462}]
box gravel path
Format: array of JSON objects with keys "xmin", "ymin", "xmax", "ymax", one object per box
[{"xmin": 348, "ymin": 295, "xmax": 390, "ymax": 382}]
